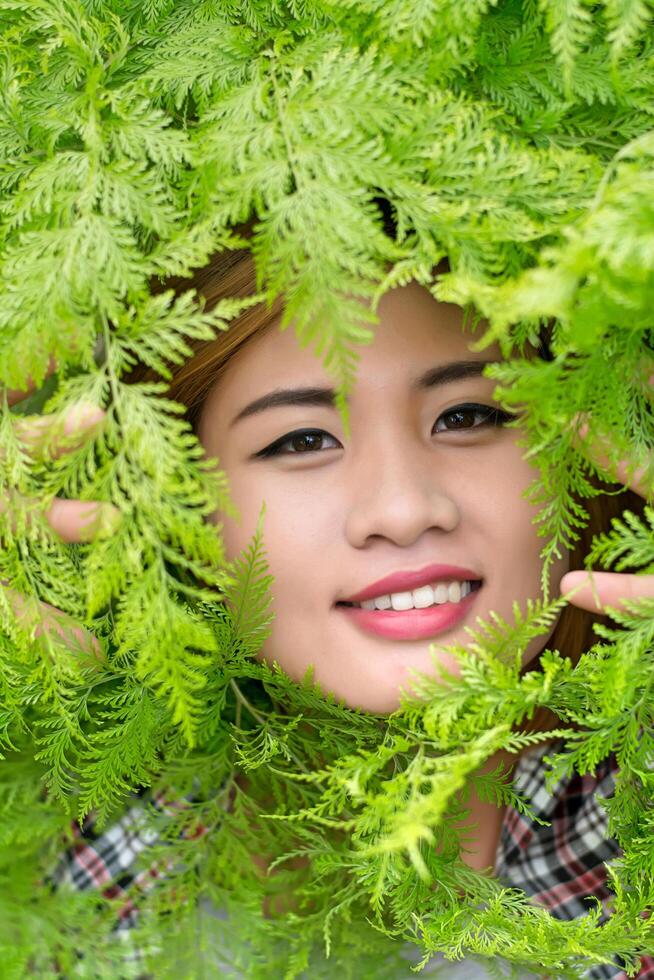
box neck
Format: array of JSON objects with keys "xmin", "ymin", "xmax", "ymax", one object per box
[{"xmin": 455, "ymin": 748, "xmax": 516, "ymax": 873}]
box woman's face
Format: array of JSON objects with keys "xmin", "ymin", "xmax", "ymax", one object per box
[{"xmin": 198, "ymin": 282, "xmax": 567, "ymax": 712}]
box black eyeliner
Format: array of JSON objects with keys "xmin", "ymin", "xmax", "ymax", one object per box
[
  {"xmin": 253, "ymin": 427, "xmax": 332, "ymax": 459},
  {"xmin": 437, "ymin": 402, "xmax": 518, "ymax": 428},
  {"xmin": 253, "ymin": 403, "xmax": 517, "ymax": 460}
]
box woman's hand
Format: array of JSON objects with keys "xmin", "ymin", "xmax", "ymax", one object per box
[
  {"xmin": 560, "ymin": 423, "xmax": 652, "ymax": 615},
  {"xmin": 1, "ymin": 367, "xmax": 119, "ymax": 661}
]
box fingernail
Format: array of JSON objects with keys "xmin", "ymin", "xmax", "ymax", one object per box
[
  {"xmin": 569, "ymin": 412, "xmax": 589, "ymax": 440},
  {"xmin": 97, "ymin": 503, "xmax": 122, "ymax": 536},
  {"xmin": 559, "ymin": 571, "xmax": 586, "ymax": 595},
  {"xmin": 78, "ymin": 502, "xmax": 122, "ymax": 541},
  {"xmin": 65, "ymin": 402, "xmax": 106, "ymax": 433}
]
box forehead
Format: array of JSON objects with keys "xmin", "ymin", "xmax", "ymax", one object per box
[{"xmin": 218, "ymin": 282, "xmax": 497, "ymax": 399}]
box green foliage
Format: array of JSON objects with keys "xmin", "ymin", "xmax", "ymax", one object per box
[{"xmin": 1, "ymin": 0, "xmax": 654, "ymax": 976}]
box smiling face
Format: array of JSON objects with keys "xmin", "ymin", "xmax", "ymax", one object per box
[{"xmin": 198, "ymin": 282, "xmax": 567, "ymax": 712}]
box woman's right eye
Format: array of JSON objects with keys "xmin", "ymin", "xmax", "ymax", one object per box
[
  {"xmin": 433, "ymin": 402, "xmax": 515, "ymax": 433},
  {"xmin": 254, "ymin": 429, "xmax": 342, "ymax": 459}
]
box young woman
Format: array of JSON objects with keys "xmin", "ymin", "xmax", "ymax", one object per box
[{"xmin": 5, "ymin": 242, "xmax": 652, "ymax": 978}]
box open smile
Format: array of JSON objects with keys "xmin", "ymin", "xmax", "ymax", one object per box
[{"xmin": 335, "ymin": 580, "xmax": 483, "ymax": 641}]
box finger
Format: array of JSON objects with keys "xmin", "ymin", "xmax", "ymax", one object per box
[
  {"xmin": 560, "ymin": 569, "xmax": 654, "ymax": 614},
  {"xmin": 12, "ymin": 401, "xmax": 106, "ymax": 462},
  {"xmin": 46, "ymin": 498, "xmax": 122, "ymax": 543},
  {"xmin": 574, "ymin": 419, "xmax": 652, "ymax": 499},
  {"xmin": 0, "ymin": 494, "xmax": 121, "ymax": 544},
  {"xmin": 1, "ymin": 584, "xmax": 102, "ymax": 663},
  {"xmin": 2, "ymin": 355, "xmax": 58, "ymax": 409}
]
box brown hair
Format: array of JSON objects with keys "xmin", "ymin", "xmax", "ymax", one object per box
[
  {"xmin": 150, "ymin": 247, "xmax": 284, "ymax": 433},
  {"xmin": 133, "ymin": 243, "xmax": 644, "ymax": 685}
]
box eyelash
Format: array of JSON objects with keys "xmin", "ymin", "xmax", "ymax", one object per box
[{"xmin": 253, "ymin": 403, "xmax": 516, "ymax": 459}]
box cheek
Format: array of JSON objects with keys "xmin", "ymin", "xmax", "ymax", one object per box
[
  {"xmin": 462, "ymin": 443, "xmax": 563, "ymax": 602},
  {"xmin": 462, "ymin": 443, "xmax": 537, "ymax": 548},
  {"xmin": 217, "ymin": 478, "xmax": 261, "ymax": 562},
  {"xmin": 250, "ymin": 492, "xmax": 343, "ymax": 683},
  {"xmin": 220, "ymin": 470, "xmax": 339, "ymax": 564},
  {"xmin": 473, "ymin": 448, "xmax": 569, "ymax": 663},
  {"xmin": 216, "ymin": 472, "xmax": 342, "ymax": 666}
]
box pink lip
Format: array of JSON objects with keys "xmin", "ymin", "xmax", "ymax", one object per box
[
  {"xmin": 340, "ymin": 564, "xmax": 481, "ymax": 604},
  {"xmin": 337, "ymin": 587, "xmax": 479, "ymax": 641}
]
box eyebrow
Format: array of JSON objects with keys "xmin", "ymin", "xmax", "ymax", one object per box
[{"xmin": 229, "ymin": 359, "xmax": 494, "ymax": 428}]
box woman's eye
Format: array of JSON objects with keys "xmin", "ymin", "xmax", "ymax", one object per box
[
  {"xmin": 254, "ymin": 408, "xmax": 513, "ymax": 458},
  {"xmin": 255, "ymin": 429, "xmax": 341, "ymax": 458},
  {"xmin": 433, "ymin": 403, "xmax": 514, "ymax": 433}
]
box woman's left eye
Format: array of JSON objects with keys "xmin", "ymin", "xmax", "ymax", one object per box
[
  {"xmin": 255, "ymin": 428, "xmax": 341, "ymax": 458},
  {"xmin": 433, "ymin": 403, "xmax": 514, "ymax": 433}
]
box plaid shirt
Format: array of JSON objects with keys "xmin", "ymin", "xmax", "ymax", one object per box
[
  {"xmin": 54, "ymin": 740, "xmax": 654, "ymax": 979},
  {"xmin": 495, "ymin": 741, "xmax": 654, "ymax": 979}
]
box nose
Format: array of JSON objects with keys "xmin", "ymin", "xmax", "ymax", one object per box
[{"xmin": 344, "ymin": 435, "xmax": 461, "ymax": 549}]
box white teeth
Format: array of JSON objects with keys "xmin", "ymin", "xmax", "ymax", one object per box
[
  {"xmin": 434, "ymin": 583, "xmax": 449, "ymax": 604},
  {"xmin": 412, "ymin": 585, "xmax": 435, "ymax": 608},
  {"xmin": 350, "ymin": 579, "xmax": 479, "ymax": 611},
  {"xmin": 390, "ymin": 591, "xmax": 414, "ymax": 611}
]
